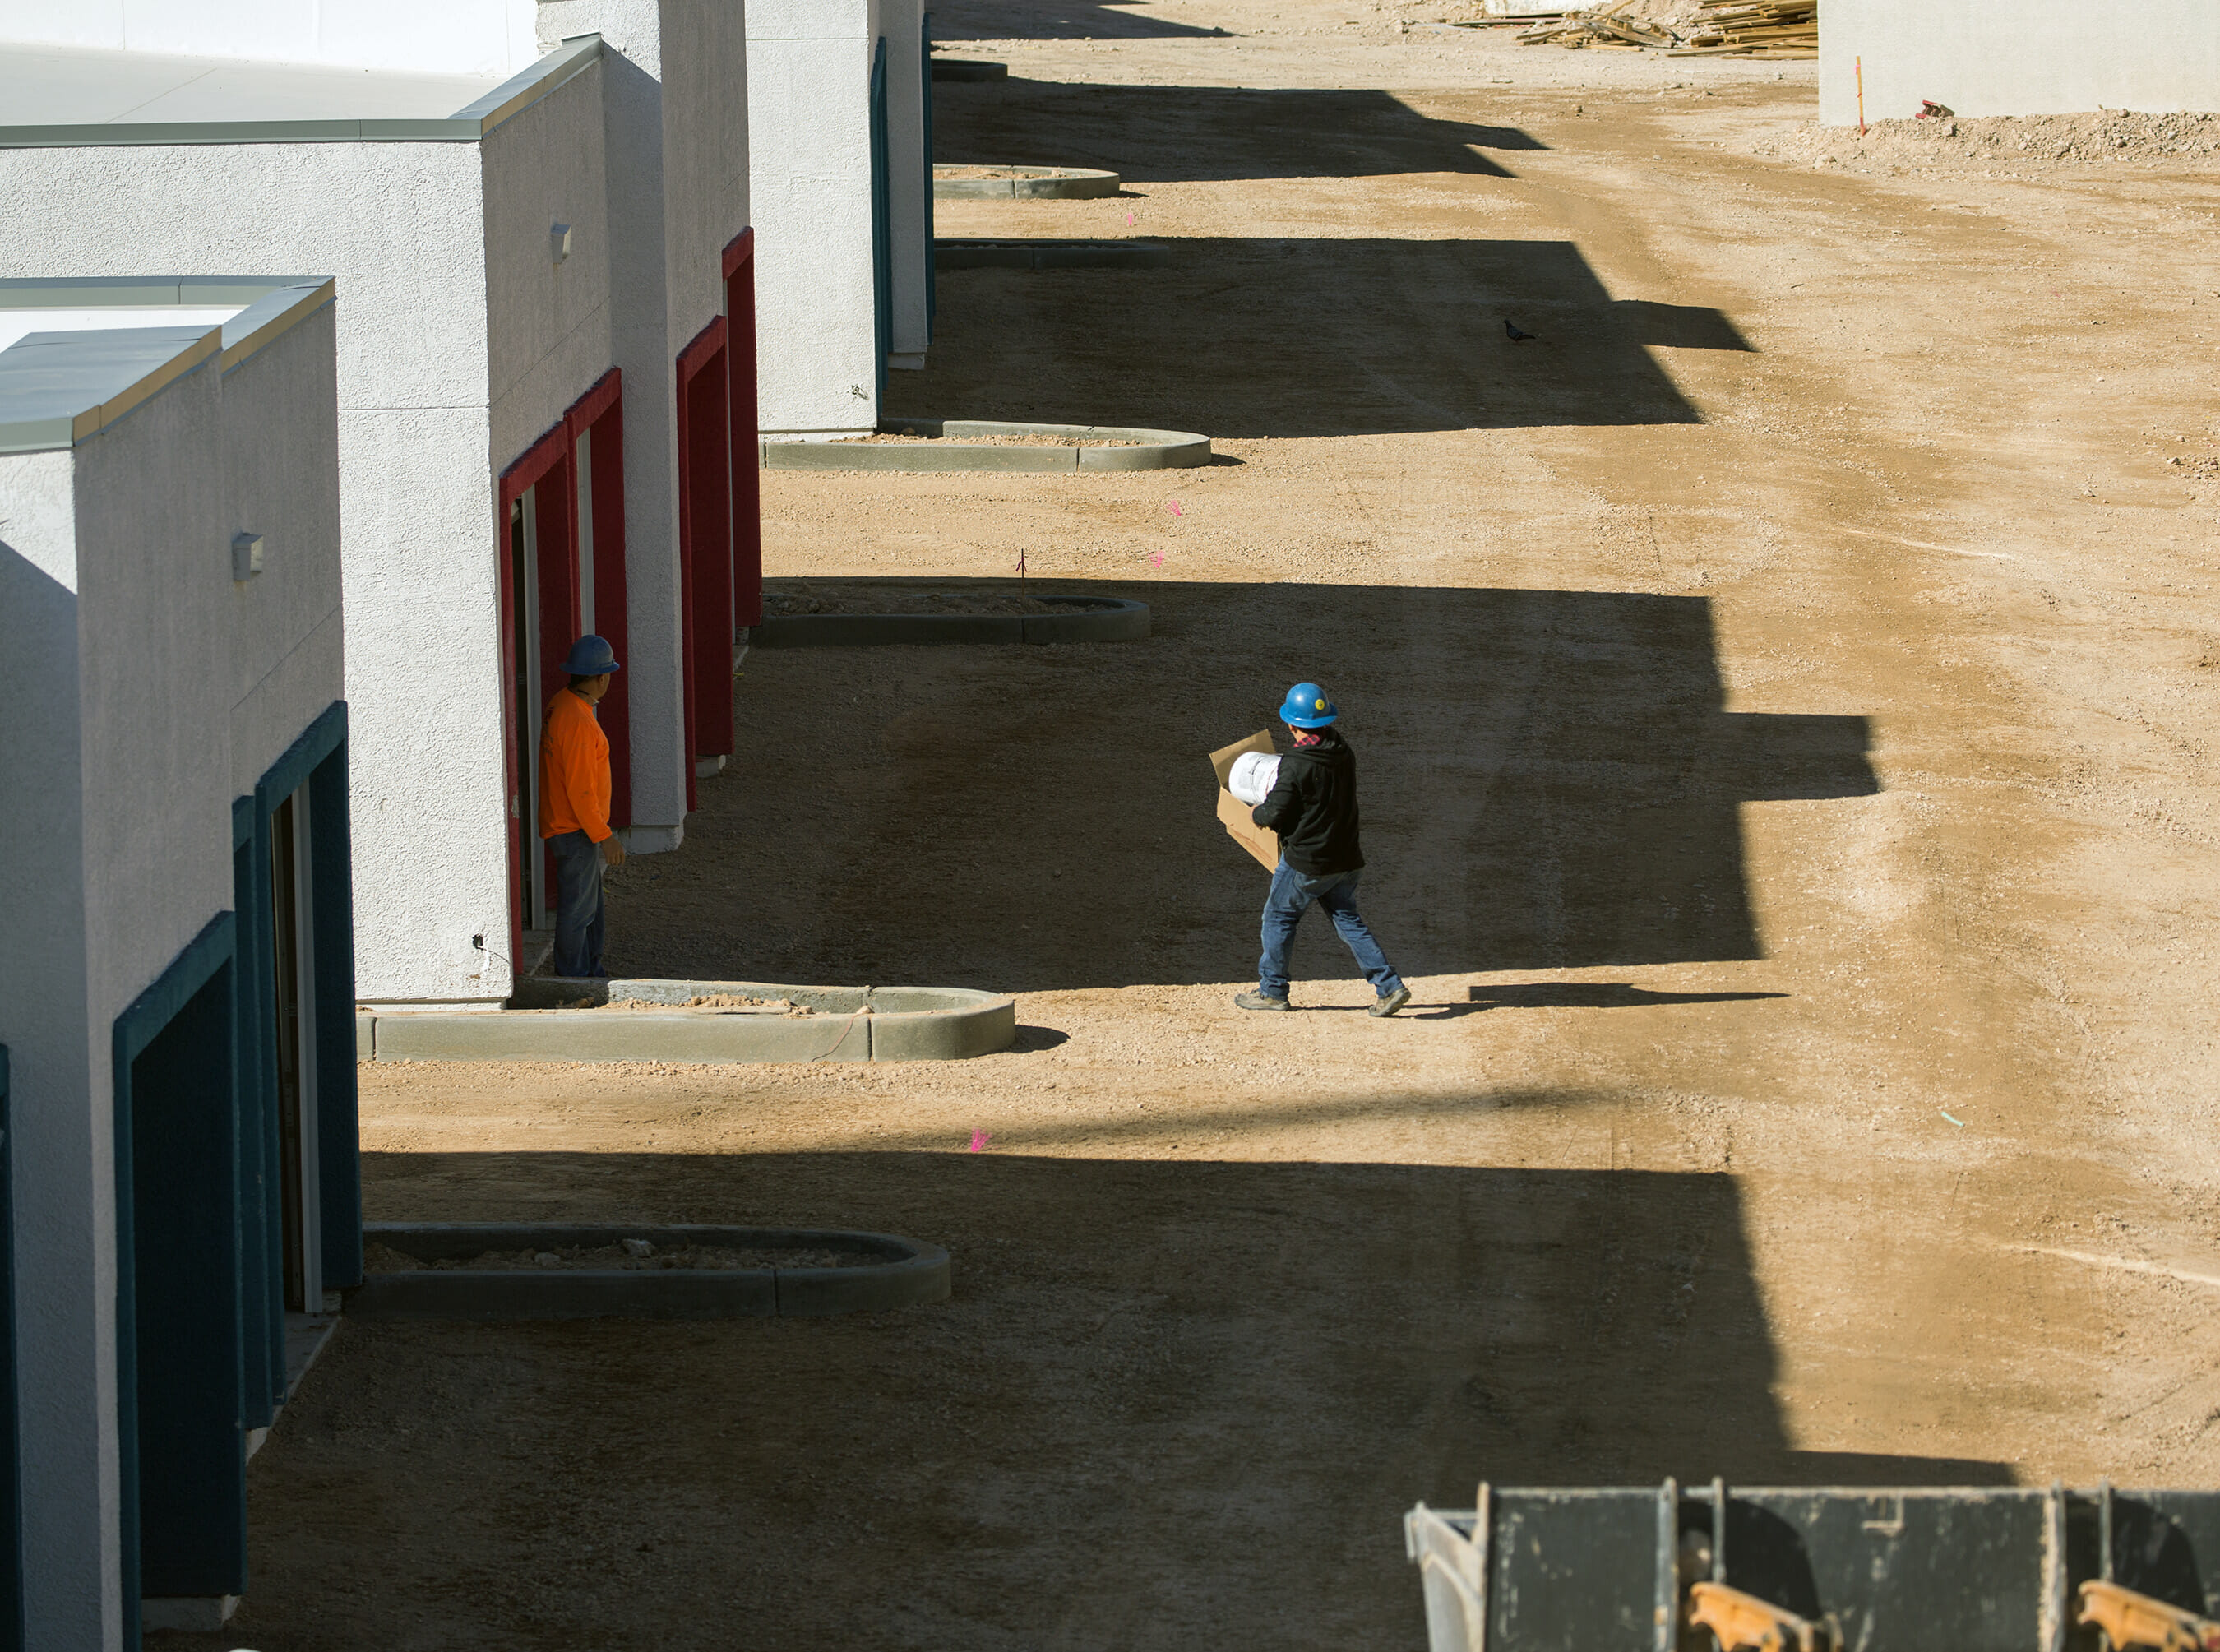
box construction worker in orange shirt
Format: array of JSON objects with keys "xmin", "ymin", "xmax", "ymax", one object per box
[{"xmin": 540, "ymin": 635, "xmax": 625, "ymax": 978}]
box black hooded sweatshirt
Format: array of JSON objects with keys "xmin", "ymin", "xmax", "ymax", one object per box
[{"xmin": 1251, "ymin": 727, "xmax": 1364, "ymax": 877}]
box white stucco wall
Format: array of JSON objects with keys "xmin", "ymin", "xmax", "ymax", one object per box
[
  {"xmin": 0, "ymin": 62, "xmax": 652, "ymax": 1004},
  {"xmin": 224, "ymin": 303, "xmax": 348, "ymax": 794},
  {"xmin": 0, "ymin": 144, "xmax": 497, "ymax": 1001},
  {"xmin": 483, "ymin": 62, "xmax": 614, "ymax": 462},
  {"xmin": 1820, "ymin": 0, "xmax": 2220, "ymax": 123},
  {"xmin": 0, "ymin": 305, "xmax": 343, "ymax": 1652},
  {"xmin": 0, "ymin": 0, "xmax": 541, "ymax": 76},
  {"xmin": 747, "ymin": 0, "xmax": 884, "ymax": 437},
  {"xmin": 0, "ymin": 447, "xmax": 116, "ymax": 1652}
]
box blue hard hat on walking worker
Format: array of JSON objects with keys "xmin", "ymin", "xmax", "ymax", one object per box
[
  {"xmin": 1279, "ymin": 682, "xmax": 1337, "ymax": 728},
  {"xmin": 561, "ymin": 634, "xmax": 621, "ymax": 676}
]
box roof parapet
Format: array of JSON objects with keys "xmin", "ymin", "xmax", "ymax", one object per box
[
  {"xmin": 0, "ymin": 275, "xmax": 335, "ymax": 453},
  {"xmin": 0, "ymin": 34, "xmax": 601, "ymax": 150}
]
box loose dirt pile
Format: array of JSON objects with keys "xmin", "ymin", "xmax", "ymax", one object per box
[
  {"xmin": 932, "ymin": 164, "xmax": 1088, "ymax": 179},
  {"xmin": 763, "ymin": 584, "xmax": 1071, "ymax": 617},
  {"xmin": 362, "ymin": 1240, "xmax": 871, "ymax": 1272},
  {"xmin": 539, "ymin": 993, "xmax": 816, "ymax": 1013},
  {"xmin": 604, "ymin": 993, "xmax": 816, "ymax": 1015},
  {"xmin": 1758, "ymin": 109, "xmax": 2220, "ymax": 170}
]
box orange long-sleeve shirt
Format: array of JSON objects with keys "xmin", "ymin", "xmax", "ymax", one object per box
[{"xmin": 538, "ymin": 687, "xmax": 612, "ymax": 842}]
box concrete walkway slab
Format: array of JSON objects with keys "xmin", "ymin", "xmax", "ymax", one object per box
[
  {"xmin": 360, "ymin": 979, "xmax": 1015, "ymax": 1063},
  {"xmin": 761, "ymin": 419, "xmax": 1209, "ymax": 473}
]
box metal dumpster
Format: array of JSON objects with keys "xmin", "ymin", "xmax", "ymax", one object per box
[{"xmin": 1404, "ymin": 1481, "xmax": 2220, "ymax": 1651}]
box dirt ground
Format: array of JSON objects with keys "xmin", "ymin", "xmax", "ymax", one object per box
[{"xmin": 169, "ymin": 3, "xmax": 2220, "ymax": 1647}]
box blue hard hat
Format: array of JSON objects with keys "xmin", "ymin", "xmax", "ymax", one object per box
[
  {"xmin": 1279, "ymin": 682, "xmax": 1337, "ymax": 727},
  {"xmin": 560, "ymin": 635, "xmax": 620, "ymax": 676}
]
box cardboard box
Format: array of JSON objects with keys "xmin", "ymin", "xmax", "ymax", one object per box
[{"xmin": 1209, "ymin": 730, "xmax": 1282, "ymax": 872}]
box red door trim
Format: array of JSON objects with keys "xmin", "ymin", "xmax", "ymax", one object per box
[
  {"xmin": 564, "ymin": 369, "xmax": 631, "ymax": 827},
  {"xmin": 675, "ymin": 314, "xmax": 734, "ymax": 812},
  {"xmin": 494, "ymin": 369, "xmax": 631, "ymax": 969},
  {"xmin": 721, "ymin": 225, "xmax": 754, "ymax": 280}
]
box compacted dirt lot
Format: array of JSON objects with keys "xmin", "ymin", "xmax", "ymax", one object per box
[{"xmin": 172, "ymin": 2, "xmax": 2220, "ymax": 1647}]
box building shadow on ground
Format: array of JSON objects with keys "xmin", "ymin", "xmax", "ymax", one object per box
[
  {"xmin": 614, "ymin": 581, "xmax": 1874, "ymax": 993},
  {"xmin": 197, "ymin": 1150, "xmax": 2007, "ymax": 1650},
  {"xmin": 901, "ymin": 238, "xmax": 1744, "ymax": 436},
  {"xmin": 931, "ymin": 0, "xmax": 1230, "ymax": 39},
  {"xmin": 935, "ymin": 81, "xmax": 1547, "ymax": 179}
]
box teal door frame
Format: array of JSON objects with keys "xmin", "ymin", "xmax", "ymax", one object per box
[
  {"xmin": 112, "ymin": 696, "xmax": 360, "ymax": 1637},
  {"xmin": 232, "ymin": 698, "xmax": 361, "ymax": 1426},
  {"xmin": 869, "ymin": 35, "xmax": 893, "ymax": 404},
  {"xmin": 0, "ymin": 1047, "xmax": 20, "ymax": 1652},
  {"xmin": 922, "ymin": 12, "xmax": 937, "ymax": 336},
  {"xmin": 112, "ymin": 912, "xmax": 243, "ymax": 1640}
]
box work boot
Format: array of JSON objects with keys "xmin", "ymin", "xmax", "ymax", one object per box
[
  {"xmin": 1235, "ymin": 990, "xmax": 1290, "ymax": 1011},
  {"xmin": 1369, "ymin": 985, "xmax": 1413, "ymax": 1018}
]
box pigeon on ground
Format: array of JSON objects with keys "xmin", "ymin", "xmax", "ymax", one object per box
[{"xmin": 1504, "ymin": 319, "xmax": 1537, "ymax": 343}]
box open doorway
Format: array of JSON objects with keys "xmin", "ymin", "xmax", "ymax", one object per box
[
  {"xmin": 266, "ymin": 786, "xmax": 321, "ymax": 1311},
  {"xmin": 506, "ymin": 488, "xmax": 553, "ymax": 936},
  {"xmin": 497, "ymin": 372, "xmax": 629, "ymax": 969}
]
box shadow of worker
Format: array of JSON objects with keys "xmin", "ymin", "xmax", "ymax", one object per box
[{"xmin": 1470, "ymin": 983, "xmax": 1790, "ymax": 1009}]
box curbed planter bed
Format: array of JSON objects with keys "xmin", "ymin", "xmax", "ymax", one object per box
[
  {"xmin": 358, "ymin": 978, "xmax": 1015, "ymax": 1063},
  {"xmin": 929, "ymin": 58, "xmax": 1008, "ymax": 81},
  {"xmin": 935, "ymin": 238, "xmax": 1170, "ymax": 271},
  {"xmin": 762, "ymin": 417, "xmax": 1210, "ymax": 473},
  {"xmin": 351, "ymin": 1224, "xmax": 950, "ymax": 1320},
  {"xmin": 754, "ymin": 593, "xmax": 1149, "ymax": 649},
  {"xmin": 933, "ymin": 163, "xmax": 1121, "ymax": 200}
]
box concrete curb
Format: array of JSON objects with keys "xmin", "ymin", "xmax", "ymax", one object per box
[
  {"xmin": 929, "ymin": 58, "xmax": 1008, "ymax": 81},
  {"xmin": 935, "ymin": 238, "xmax": 1170, "ymax": 271},
  {"xmin": 351, "ymin": 1224, "xmax": 951, "ymax": 1320},
  {"xmin": 754, "ymin": 595, "xmax": 1149, "ymax": 650},
  {"xmin": 933, "ymin": 164, "xmax": 1121, "ymax": 200},
  {"xmin": 361, "ymin": 979, "xmax": 1016, "ymax": 1063},
  {"xmin": 762, "ymin": 418, "xmax": 1210, "ymax": 473}
]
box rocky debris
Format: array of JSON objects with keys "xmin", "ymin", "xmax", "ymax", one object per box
[
  {"xmin": 1757, "ymin": 108, "xmax": 2220, "ymax": 170},
  {"xmin": 1504, "ymin": 0, "xmax": 1813, "ymax": 54},
  {"xmin": 597, "ymin": 992, "xmax": 816, "ymax": 1016}
]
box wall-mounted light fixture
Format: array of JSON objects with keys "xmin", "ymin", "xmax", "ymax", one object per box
[
  {"xmin": 232, "ymin": 531, "xmax": 264, "ymax": 582},
  {"xmin": 551, "ymin": 222, "xmax": 572, "ymax": 264}
]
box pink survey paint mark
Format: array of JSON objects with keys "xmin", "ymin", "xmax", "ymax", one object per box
[
  {"xmin": 1165, "ymin": 499, "xmax": 1184, "ymax": 517},
  {"xmin": 1149, "ymin": 551, "xmax": 1165, "ymax": 567},
  {"xmin": 968, "ymin": 1130, "xmax": 992, "ymax": 1152},
  {"xmin": 1126, "ymin": 212, "xmax": 1135, "ymax": 226}
]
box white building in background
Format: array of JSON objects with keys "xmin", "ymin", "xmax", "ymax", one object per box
[
  {"xmin": 1820, "ymin": 0, "xmax": 2220, "ymax": 123},
  {"xmin": 0, "ymin": 276, "xmax": 359, "ymax": 1650},
  {"xmin": 0, "ymin": 0, "xmax": 761, "ymax": 1005},
  {"xmin": 747, "ymin": 0, "xmax": 933, "ymax": 438}
]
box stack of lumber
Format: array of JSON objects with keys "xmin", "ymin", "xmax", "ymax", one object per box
[
  {"xmin": 1515, "ymin": 1, "xmax": 1675, "ymax": 49},
  {"xmin": 1668, "ymin": 0, "xmax": 1818, "ymax": 57}
]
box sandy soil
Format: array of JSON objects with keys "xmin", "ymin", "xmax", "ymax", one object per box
[{"xmin": 167, "ymin": 2, "xmax": 2220, "ymax": 1648}]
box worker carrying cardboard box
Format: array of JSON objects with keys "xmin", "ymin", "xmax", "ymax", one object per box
[
  {"xmin": 1234, "ymin": 683, "xmax": 1412, "ymax": 1017},
  {"xmin": 539, "ymin": 634, "xmax": 626, "ymax": 978}
]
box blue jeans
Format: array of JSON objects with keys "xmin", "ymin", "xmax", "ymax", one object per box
[
  {"xmin": 1258, "ymin": 863, "xmax": 1403, "ymax": 1001},
  {"xmin": 548, "ymin": 830, "xmax": 606, "ymax": 978}
]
